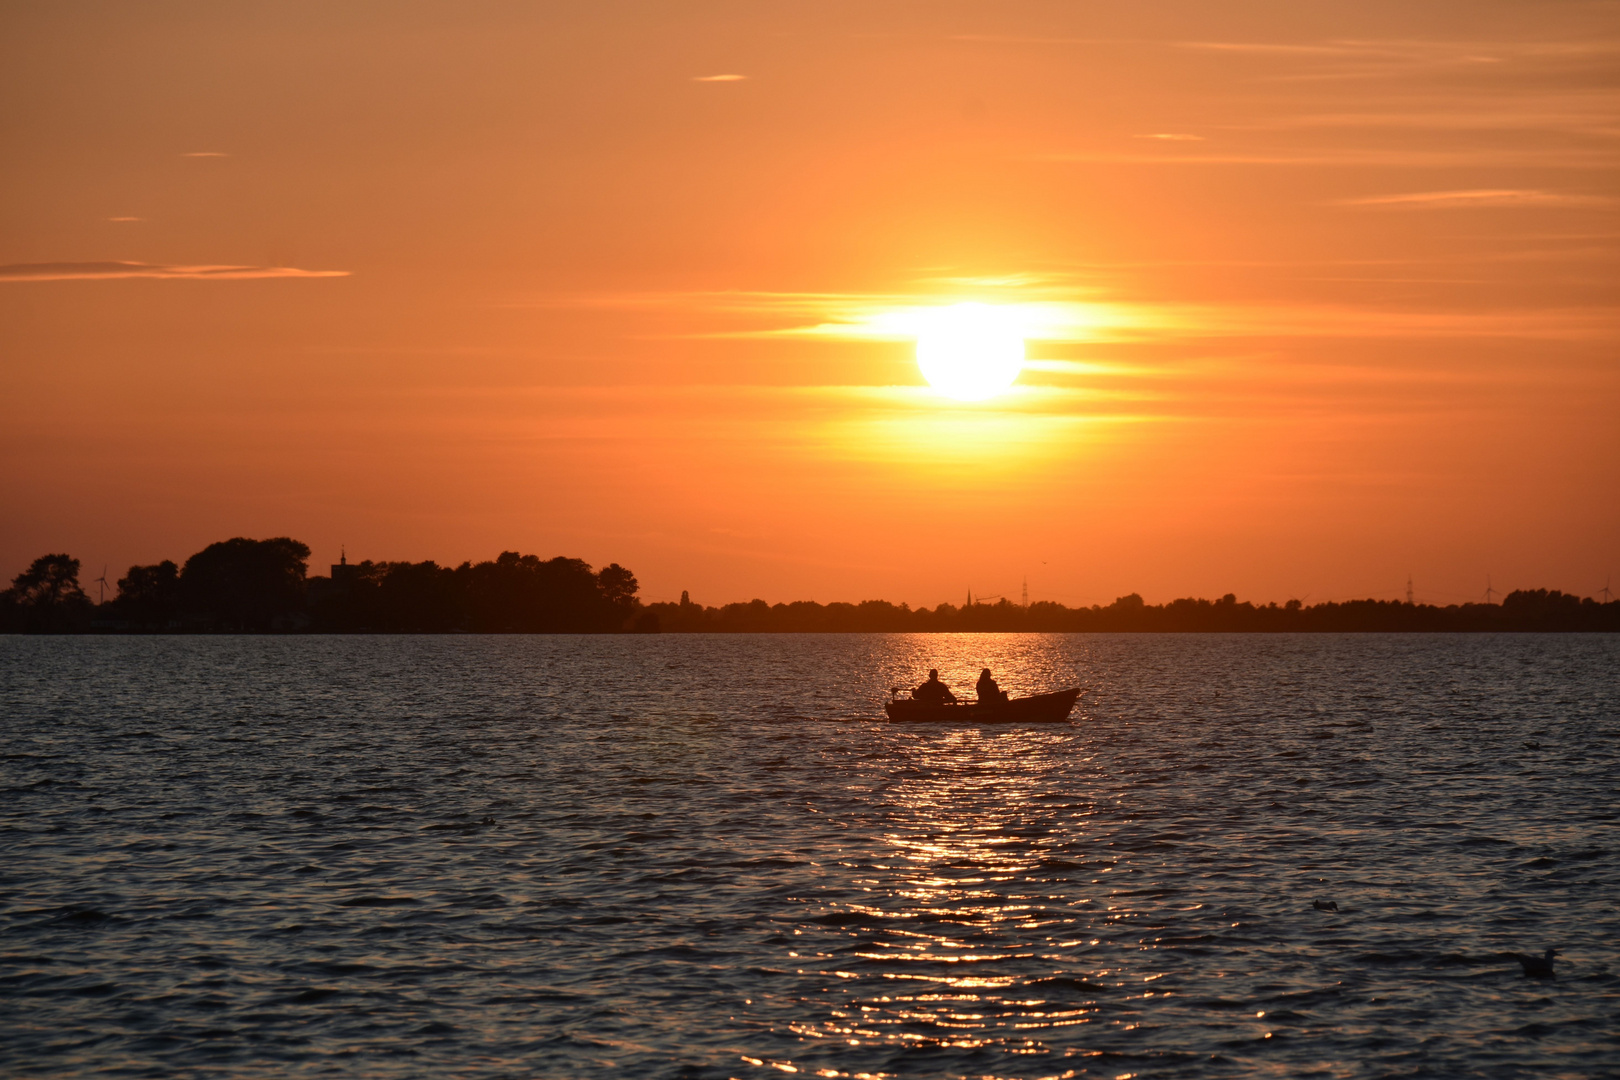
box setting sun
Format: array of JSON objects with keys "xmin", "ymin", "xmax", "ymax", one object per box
[{"xmin": 914, "ymin": 303, "xmax": 1025, "ymax": 402}]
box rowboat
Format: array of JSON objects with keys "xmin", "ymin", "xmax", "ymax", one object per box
[{"xmin": 884, "ymin": 687, "xmax": 1081, "ymax": 724}]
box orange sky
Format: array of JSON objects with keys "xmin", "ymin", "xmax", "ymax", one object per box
[{"xmin": 3, "ymin": 1, "xmax": 1617, "ymax": 608}]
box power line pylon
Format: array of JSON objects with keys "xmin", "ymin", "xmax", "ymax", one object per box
[
  {"xmin": 1406, "ymin": 574, "xmax": 1414, "ymax": 605},
  {"xmin": 1022, "ymin": 576, "xmax": 1029, "ymax": 608}
]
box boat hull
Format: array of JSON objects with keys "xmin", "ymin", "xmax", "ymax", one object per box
[{"xmin": 884, "ymin": 687, "xmax": 1080, "ymax": 724}]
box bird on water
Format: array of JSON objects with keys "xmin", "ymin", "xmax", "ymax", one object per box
[{"xmin": 1514, "ymin": 948, "xmax": 1557, "ymax": 977}]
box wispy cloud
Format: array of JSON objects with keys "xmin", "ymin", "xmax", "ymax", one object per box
[
  {"xmin": 1231, "ymin": 105, "xmax": 1620, "ymax": 137},
  {"xmin": 692, "ymin": 74, "xmax": 746, "ymax": 82},
  {"xmin": 949, "ymin": 35, "xmax": 1114, "ymax": 45},
  {"xmin": 1337, "ymin": 188, "xmax": 1612, "ymax": 209},
  {"xmin": 536, "ymin": 288, "xmax": 1620, "ymax": 344},
  {"xmin": 1135, "ymin": 133, "xmax": 1204, "ymax": 141},
  {"xmin": 107, "ymin": 216, "xmax": 144, "ymax": 222},
  {"xmin": 1173, "ymin": 38, "xmax": 1620, "ymax": 68},
  {"xmin": 1035, "ymin": 148, "xmax": 1619, "ymax": 169},
  {"xmin": 0, "ymin": 261, "xmax": 349, "ymax": 282},
  {"xmin": 755, "ymin": 298, "xmax": 1618, "ymax": 344},
  {"xmin": 1174, "ymin": 41, "xmax": 1400, "ymax": 57},
  {"xmin": 181, "ymin": 151, "xmax": 228, "ymax": 157}
]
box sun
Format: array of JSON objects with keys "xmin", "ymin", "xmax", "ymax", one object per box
[{"xmin": 914, "ymin": 303, "xmax": 1025, "ymax": 401}]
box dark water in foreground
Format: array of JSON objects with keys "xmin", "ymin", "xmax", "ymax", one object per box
[{"xmin": 2, "ymin": 635, "xmax": 1617, "ymax": 1079}]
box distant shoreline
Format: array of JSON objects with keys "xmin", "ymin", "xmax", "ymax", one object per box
[
  {"xmin": 5, "ymin": 541, "xmax": 1616, "ymax": 634},
  {"xmin": 632, "ymin": 591, "xmax": 1618, "ymax": 634},
  {"xmin": 9, "ymin": 628, "xmax": 1618, "ymax": 637}
]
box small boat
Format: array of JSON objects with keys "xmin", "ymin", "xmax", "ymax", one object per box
[{"xmin": 884, "ymin": 687, "xmax": 1081, "ymax": 724}]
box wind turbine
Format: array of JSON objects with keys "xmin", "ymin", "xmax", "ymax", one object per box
[
  {"xmin": 1602, "ymin": 576, "xmax": 1614, "ymax": 604},
  {"xmin": 93, "ymin": 566, "xmax": 111, "ymax": 606},
  {"xmin": 1484, "ymin": 575, "xmax": 1497, "ymax": 604}
]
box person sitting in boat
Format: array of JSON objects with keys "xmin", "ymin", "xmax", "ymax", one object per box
[
  {"xmin": 913, "ymin": 669, "xmax": 956, "ymax": 705},
  {"xmin": 976, "ymin": 668, "xmax": 1008, "ymax": 706}
]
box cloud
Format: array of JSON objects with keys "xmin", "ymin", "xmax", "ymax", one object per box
[
  {"xmin": 692, "ymin": 74, "xmax": 746, "ymax": 82},
  {"xmin": 0, "ymin": 261, "xmax": 350, "ymax": 282},
  {"xmin": 1337, "ymin": 189, "xmax": 1611, "ymax": 209},
  {"xmin": 1134, "ymin": 133, "xmax": 1204, "ymax": 141},
  {"xmin": 107, "ymin": 216, "xmax": 144, "ymax": 222},
  {"xmin": 1167, "ymin": 37, "xmax": 1620, "ymax": 89},
  {"xmin": 181, "ymin": 151, "xmax": 228, "ymax": 157},
  {"xmin": 1232, "ymin": 108, "xmax": 1620, "ymax": 137},
  {"xmin": 1174, "ymin": 41, "xmax": 1394, "ymax": 57},
  {"xmin": 1035, "ymin": 148, "xmax": 1618, "ymax": 168},
  {"xmin": 1170, "ymin": 39, "xmax": 1620, "ymax": 65},
  {"xmin": 950, "ymin": 35, "xmax": 1114, "ymax": 45},
  {"xmin": 538, "ymin": 288, "xmax": 1619, "ymax": 345}
]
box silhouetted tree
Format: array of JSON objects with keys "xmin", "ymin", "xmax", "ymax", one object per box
[
  {"xmin": 304, "ymin": 550, "xmax": 641, "ymax": 632},
  {"xmin": 598, "ymin": 563, "xmax": 639, "ymax": 610},
  {"xmin": 181, "ymin": 537, "xmax": 311, "ymax": 631},
  {"xmin": 642, "ymin": 587, "xmax": 1617, "ymax": 633},
  {"xmin": 375, "ymin": 560, "xmax": 463, "ymax": 632},
  {"xmin": 2, "ymin": 554, "xmax": 92, "ymax": 633},
  {"xmin": 13, "ymin": 535, "xmax": 1614, "ymax": 635},
  {"xmin": 456, "ymin": 551, "xmax": 636, "ymax": 632},
  {"xmin": 113, "ymin": 560, "xmax": 182, "ymax": 629},
  {"xmin": 1502, "ymin": 588, "xmax": 1583, "ymax": 628}
]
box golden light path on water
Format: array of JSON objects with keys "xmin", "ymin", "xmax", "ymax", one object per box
[{"xmin": 780, "ymin": 727, "xmax": 1137, "ymax": 1067}]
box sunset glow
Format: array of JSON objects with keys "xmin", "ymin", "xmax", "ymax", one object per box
[
  {"xmin": 0, "ymin": 3, "xmax": 1615, "ymax": 607},
  {"xmin": 5, "ymin": 10, "xmax": 1616, "ymax": 1078}
]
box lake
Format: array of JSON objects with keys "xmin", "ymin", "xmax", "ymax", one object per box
[{"xmin": 1, "ymin": 634, "xmax": 1616, "ymax": 1078}]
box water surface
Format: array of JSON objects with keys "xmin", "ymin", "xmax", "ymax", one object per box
[{"xmin": 2, "ymin": 634, "xmax": 1616, "ymax": 1078}]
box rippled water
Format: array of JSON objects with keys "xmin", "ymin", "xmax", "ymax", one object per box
[{"xmin": 2, "ymin": 634, "xmax": 1617, "ymax": 1078}]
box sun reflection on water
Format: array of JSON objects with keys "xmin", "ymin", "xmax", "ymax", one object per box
[{"xmin": 749, "ymin": 726, "xmax": 1128, "ymax": 1072}]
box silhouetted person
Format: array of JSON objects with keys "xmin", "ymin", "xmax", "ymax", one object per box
[
  {"xmin": 976, "ymin": 667, "xmax": 1007, "ymax": 706},
  {"xmin": 913, "ymin": 669, "xmax": 956, "ymax": 705}
]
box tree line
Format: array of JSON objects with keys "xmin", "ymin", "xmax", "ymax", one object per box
[
  {"xmin": 643, "ymin": 589, "xmax": 1620, "ymax": 633},
  {"xmin": 0, "ymin": 540, "xmax": 645, "ymax": 633},
  {"xmin": 3, "ymin": 542, "xmax": 1616, "ymax": 633}
]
